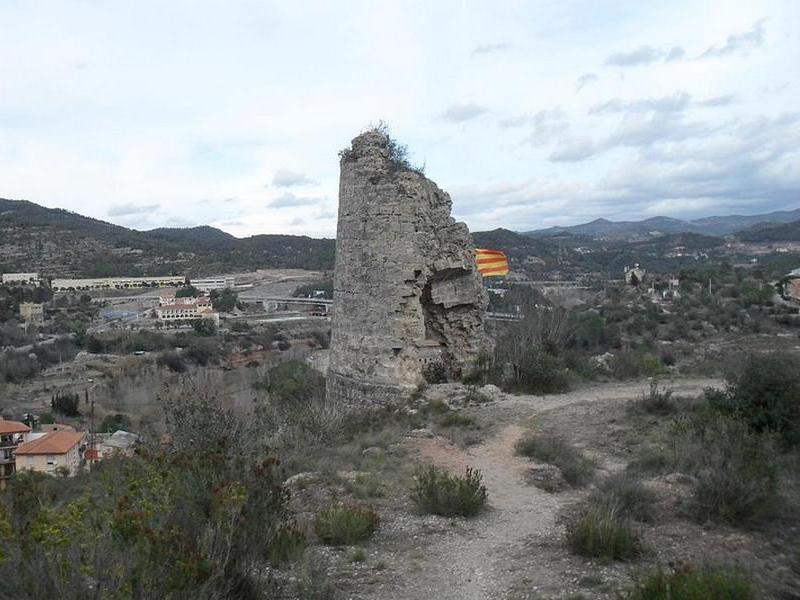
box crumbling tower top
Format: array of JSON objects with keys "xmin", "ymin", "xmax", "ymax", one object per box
[{"xmin": 326, "ymin": 128, "xmax": 492, "ymax": 407}]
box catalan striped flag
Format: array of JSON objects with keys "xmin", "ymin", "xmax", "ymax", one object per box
[{"xmin": 475, "ymin": 248, "xmax": 509, "ymax": 277}]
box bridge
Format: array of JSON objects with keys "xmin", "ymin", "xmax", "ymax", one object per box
[{"xmin": 509, "ymin": 280, "xmax": 588, "ymax": 290}]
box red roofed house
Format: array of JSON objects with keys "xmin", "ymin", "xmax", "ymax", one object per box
[
  {"xmin": 15, "ymin": 430, "xmax": 86, "ymax": 477},
  {"xmin": 0, "ymin": 418, "xmax": 31, "ymax": 490}
]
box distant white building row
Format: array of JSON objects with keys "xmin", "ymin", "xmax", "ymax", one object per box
[
  {"xmin": 1, "ymin": 272, "xmax": 40, "ymax": 284},
  {"xmin": 4, "ymin": 272, "xmax": 238, "ymax": 293},
  {"xmin": 51, "ymin": 275, "xmax": 186, "ymax": 291}
]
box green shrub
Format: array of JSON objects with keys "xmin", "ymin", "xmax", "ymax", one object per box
[
  {"xmin": 313, "ymin": 504, "xmax": 379, "ymax": 546},
  {"xmin": 437, "ymin": 412, "xmax": 477, "ymax": 428},
  {"xmin": 626, "ymin": 446, "xmax": 672, "ymax": 476},
  {"xmin": 410, "ymin": 465, "xmax": 488, "ymax": 517},
  {"xmin": 0, "ymin": 389, "xmax": 290, "ymax": 599},
  {"xmin": 622, "ymin": 565, "xmax": 753, "ymax": 599},
  {"xmin": 515, "ymin": 349, "xmax": 570, "ymax": 394},
  {"xmin": 642, "ymin": 353, "xmax": 669, "ymax": 377},
  {"xmin": 630, "ymin": 381, "xmax": 677, "ymax": 415},
  {"xmin": 267, "ymin": 523, "xmax": 309, "ymax": 564},
  {"xmin": 565, "ymin": 501, "xmax": 640, "ymax": 561},
  {"xmin": 591, "ymin": 472, "xmax": 655, "ymax": 522},
  {"xmin": 670, "ymin": 411, "xmax": 778, "ymax": 524},
  {"xmin": 707, "ymin": 353, "xmax": 800, "ymax": 446},
  {"xmin": 514, "ymin": 433, "xmax": 595, "ymax": 486},
  {"xmin": 262, "ymin": 359, "xmax": 325, "ymax": 404},
  {"xmin": 99, "ymin": 413, "xmax": 132, "ymax": 433},
  {"xmin": 157, "ymin": 351, "xmax": 186, "ymax": 373}
]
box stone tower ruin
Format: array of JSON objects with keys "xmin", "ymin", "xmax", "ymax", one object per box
[{"xmin": 327, "ymin": 129, "xmax": 492, "ymax": 407}]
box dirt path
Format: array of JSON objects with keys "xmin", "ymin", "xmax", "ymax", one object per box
[
  {"xmin": 375, "ymin": 377, "xmax": 723, "ymax": 599},
  {"xmin": 506, "ymin": 376, "xmax": 722, "ymax": 413},
  {"xmin": 390, "ymin": 424, "xmax": 563, "ymax": 600}
]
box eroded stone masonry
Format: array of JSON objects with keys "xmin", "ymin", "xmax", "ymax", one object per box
[{"xmin": 327, "ymin": 130, "xmax": 493, "ymax": 407}]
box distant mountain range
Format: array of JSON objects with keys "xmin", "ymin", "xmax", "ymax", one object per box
[
  {"xmin": 527, "ymin": 209, "xmax": 800, "ymax": 239},
  {"xmin": 1, "ymin": 197, "xmax": 798, "ymax": 278}
]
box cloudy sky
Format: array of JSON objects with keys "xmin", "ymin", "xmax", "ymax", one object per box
[{"xmin": 1, "ymin": 1, "xmax": 798, "ymax": 238}]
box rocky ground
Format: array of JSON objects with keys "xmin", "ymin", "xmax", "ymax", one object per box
[{"xmin": 288, "ymin": 377, "xmax": 799, "ymax": 599}]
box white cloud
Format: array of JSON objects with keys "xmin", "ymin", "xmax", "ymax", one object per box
[
  {"xmin": 438, "ymin": 102, "xmax": 489, "ymax": 123},
  {"xmin": 0, "ymin": 2, "xmax": 796, "ymax": 236},
  {"xmin": 701, "ymin": 19, "xmax": 765, "ymax": 58},
  {"xmin": 271, "ymin": 168, "xmax": 315, "ymax": 187}
]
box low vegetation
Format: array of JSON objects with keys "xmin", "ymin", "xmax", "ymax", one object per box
[
  {"xmin": 706, "ymin": 353, "xmax": 800, "ymax": 447},
  {"xmin": 590, "ymin": 472, "xmax": 656, "ymax": 523},
  {"xmin": 622, "ymin": 565, "xmax": 754, "ymax": 599},
  {"xmin": 410, "ymin": 465, "xmax": 488, "ymax": 517},
  {"xmin": 514, "ymin": 433, "xmax": 595, "ymax": 486},
  {"xmin": 313, "ymin": 504, "xmax": 380, "ymax": 546},
  {"xmin": 0, "ymin": 387, "xmax": 294, "ymax": 599},
  {"xmin": 629, "ymin": 380, "xmax": 679, "ymax": 415},
  {"xmin": 670, "ymin": 411, "xmax": 778, "ymax": 524},
  {"xmin": 565, "ymin": 501, "xmax": 640, "ymax": 561}
]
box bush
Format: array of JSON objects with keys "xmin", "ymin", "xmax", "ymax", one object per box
[
  {"xmin": 267, "ymin": 523, "xmax": 309, "ymax": 564},
  {"xmin": 514, "ymin": 433, "xmax": 595, "ymax": 486},
  {"xmin": 191, "ymin": 318, "xmax": 217, "ymax": 336},
  {"xmin": 626, "ymin": 446, "xmax": 672, "ymax": 476},
  {"xmin": 622, "ymin": 565, "xmax": 754, "ymax": 599},
  {"xmin": 0, "ymin": 386, "xmax": 291, "ymax": 599},
  {"xmin": 183, "ymin": 337, "xmax": 220, "ymax": 366},
  {"xmin": 670, "ymin": 411, "xmax": 778, "ymax": 524},
  {"xmin": 410, "ymin": 465, "xmax": 488, "ymax": 517},
  {"xmin": 157, "ymin": 351, "xmax": 186, "ymax": 373},
  {"xmin": 261, "ymin": 359, "xmax": 325, "ymax": 405},
  {"xmin": 99, "ymin": 413, "xmax": 132, "ymax": 433},
  {"xmin": 313, "ymin": 504, "xmax": 379, "ymax": 546},
  {"xmin": 515, "ymin": 349, "xmax": 570, "ymax": 394},
  {"xmin": 437, "ymin": 412, "xmax": 477, "ymax": 428},
  {"xmin": 565, "ymin": 502, "xmax": 640, "ymax": 561},
  {"xmin": 590, "ymin": 472, "xmax": 655, "ymax": 523},
  {"xmin": 707, "ymin": 353, "xmax": 800, "ymax": 446},
  {"xmin": 629, "ymin": 380, "xmax": 677, "ymax": 415}
]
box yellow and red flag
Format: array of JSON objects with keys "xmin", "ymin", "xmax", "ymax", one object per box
[{"xmin": 475, "ymin": 248, "xmax": 509, "ymax": 277}]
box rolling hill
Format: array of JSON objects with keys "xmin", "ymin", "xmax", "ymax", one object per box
[
  {"xmin": 0, "ymin": 198, "xmax": 335, "ymax": 277},
  {"xmin": 736, "ymin": 219, "xmax": 800, "ymax": 242}
]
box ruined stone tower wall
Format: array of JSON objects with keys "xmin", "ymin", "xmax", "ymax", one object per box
[{"xmin": 327, "ymin": 131, "xmax": 492, "ymax": 407}]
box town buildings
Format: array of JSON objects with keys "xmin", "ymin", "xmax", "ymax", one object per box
[
  {"xmin": 1, "ymin": 272, "xmax": 40, "ymax": 285},
  {"xmin": 15, "ymin": 430, "xmax": 86, "ymax": 476},
  {"xmin": 624, "ymin": 264, "xmax": 646, "ymax": 286},
  {"xmin": 51, "ymin": 275, "xmax": 185, "ymax": 291},
  {"xmin": 0, "ymin": 418, "xmax": 31, "ymax": 490},
  {"xmin": 86, "ymin": 430, "xmax": 139, "ymax": 465},
  {"xmin": 156, "ymin": 294, "xmax": 219, "ymax": 324},
  {"xmin": 785, "ymin": 268, "xmax": 800, "ymax": 300},
  {"xmin": 19, "ymin": 302, "xmax": 45, "ymax": 325}
]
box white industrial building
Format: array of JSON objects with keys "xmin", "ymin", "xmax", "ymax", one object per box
[
  {"xmin": 51, "ymin": 275, "xmax": 185, "ymax": 291},
  {"xmin": 2, "ymin": 272, "xmax": 40, "ymax": 285},
  {"xmin": 190, "ymin": 277, "xmax": 235, "ymax": 292}
]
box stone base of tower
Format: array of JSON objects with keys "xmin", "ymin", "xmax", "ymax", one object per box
[{"xmin": 326, "ymin": 370, "xmax": 412, "ymax": 409}]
